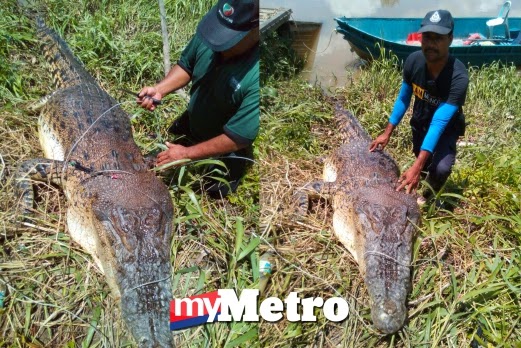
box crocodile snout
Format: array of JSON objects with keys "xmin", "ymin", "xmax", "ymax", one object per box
[
  {"xmin": 121, "ymin": 275, "xmax": 173, "ymax": 347},
  {"xmin": 138, "ymin": 336, "xmax": 170, "ymax": 348},
  {"xmin": 372, "ymin": 299, "xmax": 406, "ymax": 334}
]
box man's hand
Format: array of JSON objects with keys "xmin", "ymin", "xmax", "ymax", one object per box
[
  {"xmin": 369, "ymin": 122, "xmax": 395, "ymax": 152},
  {"xmin": 156, "ymin": 142, "xmax": 190, "ymax": 166},
  {"xmin": 137, "ymin": 86, "xmax": 163, "ymax": 111},
  {"xmin": 155, "ymin": 134, "xmax": 245, "ymax": 167},
  {"xmin": 369, "ymin": 133, "xmax": 391, "ymax": 152},
  {"xmin": 396, "ymin": 150, "xmax": 430, "ymax": 194},
  {"xmin": 137, "ymin": 65, "xmax": 191, "ymax": 111},
  {"xmin": 396, "ymin": 165, "xmax": 422, "ymax": 194}
]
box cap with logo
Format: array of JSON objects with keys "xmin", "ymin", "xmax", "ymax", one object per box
[
  {"xmin": 418, "ymin": 10, "xmax": 454, "ymax": 35},
  {"xmin": 197, "ymin": 0, "xmax": 259, "ymax": 52}
]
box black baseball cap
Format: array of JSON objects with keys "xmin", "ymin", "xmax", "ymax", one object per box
[
  {"xmin": 418, "ymin": 10, "xmax": 454, "ymax": 35},
  {"xmin": 197, "ymin": 0, "xmax": 259, "ymax": 52}
]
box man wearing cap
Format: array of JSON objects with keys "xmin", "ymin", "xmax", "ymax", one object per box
[
  {"xmin": 369, "ymin": 9, "xmax": 468, "ymax": 204},
  {"xmin": 137, "ymin": 0, "xmax": 259, "ymax": 197}
]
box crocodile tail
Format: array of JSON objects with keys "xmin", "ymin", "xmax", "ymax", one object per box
[
  {"xmin": 334, "ymin": 103, "xmax": 371, "ymax": 144},
  {"xmin": 36, "ymin": 17, "xmax": 95, "ymax": 89}
]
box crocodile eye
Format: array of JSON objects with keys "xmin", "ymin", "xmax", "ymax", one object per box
[
  {"xmin": 117, "ymin": 208, "xmax": 139, "ymax": 233},
  {"xmin": 142, "ymin": 208, "xmax": 161, "ymax": 230}
]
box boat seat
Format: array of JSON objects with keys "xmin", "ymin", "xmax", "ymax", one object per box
[{"xmin": 487, "ymin": 1, "xmax": 511, "ymax": 39}]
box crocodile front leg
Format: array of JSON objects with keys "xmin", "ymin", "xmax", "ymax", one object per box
[
  {"xmin": 15, "ymin": 158, "xmax": 65, "ymax": 216},
  {"xmin": 293, "ymin": 180, "xmax": 338, "ymax": 217}
]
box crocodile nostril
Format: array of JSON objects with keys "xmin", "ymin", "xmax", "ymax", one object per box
[
  {"xmin": 383, "ymin": 300, "xmax": 398, "ymax": 315},
  {"xmin": 138, "ymin": 338, "xmax": 152, "ymax": 348}
]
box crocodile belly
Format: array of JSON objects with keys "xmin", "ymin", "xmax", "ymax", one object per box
[
  {"xmin": 38, "ymin": 115, "xmax": 65, "ymax": 161},
  {"xmin": 332, "ymin": 196, "xmax": 366, "ymax": 271},
  {"xmin": 66, "ymin": 205, "xmax": 100, "ymax": 267},
  {"xmin": 66, "ymin": 204, "xmax": 122, "ymax": 300},
  {"xmin": 323, "ymin": 161, "xmax": 337, "ymax": 182}
]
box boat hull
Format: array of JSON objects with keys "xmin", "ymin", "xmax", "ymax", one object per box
[{"xmin": 335, "ymin": 17, "xmax": 521, "ymax": 67}]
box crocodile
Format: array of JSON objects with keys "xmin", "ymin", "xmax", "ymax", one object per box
[
  {"xmin": 15, "ymin": 19, "xmax": 174, "ymax": 347},
  {"xmin": 297, "ymin": 103, "xmax": 420, "ymax": 334}
]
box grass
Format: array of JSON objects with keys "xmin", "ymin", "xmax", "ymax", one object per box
[
  {"xmin": 0, "ymin": 0, "xmax": 259, "ymax": 347},
  {"xmin": 259, "ymin": 36, "xmax": 520, "ymax": 347}
]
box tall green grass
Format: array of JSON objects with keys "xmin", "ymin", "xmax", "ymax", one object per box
[
  {"xmin": 0, "ymin": 5, "xmax": 34, "ymax": 102},
  {"xmin": 0, "ymin": 0, "xmax": 259, "ymax": 347},
  {"xmin": 259, "ymin": 34, "xmax": 520, "ymax": 347}
]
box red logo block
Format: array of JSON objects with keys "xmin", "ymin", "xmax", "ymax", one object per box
[{"xmin": 170, "ymin": 291, "xmax": 221, "ymax": 330}]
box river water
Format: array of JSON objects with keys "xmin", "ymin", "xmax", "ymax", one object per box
[{"xmin": 261, "ymin": 0, "xmax": 521, "ymax": 89}]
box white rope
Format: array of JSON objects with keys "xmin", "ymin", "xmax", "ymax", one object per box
[{"xmin": 128, "ymin": 274, "xmax": 171, "ymax": 292}]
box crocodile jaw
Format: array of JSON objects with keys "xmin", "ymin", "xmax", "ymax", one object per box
[
  {"xmin": 333, "ymin": 188, "xmax": 418, "ymax": 334},
  {"xmin": 93, "ymin": 208, "xmax": 173, "ymax": 346},
  {"xmin": 79, "ymin": 174, "xmax": 175, "ymax": 346},
  {"xmin": 119, "ymin": 260, "xmax": 173, "ymax": 347}
]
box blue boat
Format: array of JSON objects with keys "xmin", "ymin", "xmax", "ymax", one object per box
[{"xmin": 335, "ymin": 17, "xmax": 521, "ymax": 67}]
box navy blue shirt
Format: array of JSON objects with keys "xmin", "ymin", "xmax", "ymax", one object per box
[{"xmin": 404, "ymin": 51, "xmax": 468, "ymax": 135}]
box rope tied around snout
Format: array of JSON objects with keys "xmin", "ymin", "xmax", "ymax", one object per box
[
  {"xmin": 127, "ymin": 274, "xmax": 172, "ymax": 293},
  {"xmin": 364, "ymin": 250, "xmax": 412, "ymax": 268}
]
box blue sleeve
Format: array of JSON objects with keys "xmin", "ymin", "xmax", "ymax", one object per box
[
  {"xmin": 420, "ymin": 103, "xmax": 459, "ymax": 153},
  {"xmin": 388, "ymin": 82, "xmax": 413, "ymax": 126}
]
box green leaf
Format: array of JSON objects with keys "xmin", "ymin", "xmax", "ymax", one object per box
[
  {"xmin": 150, "ymin": 158, "xmax": 191, "ymax": 172},
  {"xmin": 193, "ymin": 159, "xmax": 227, "ymax": 168},
  {"xmin": 179, "ymin": 185, "xmax": 203, "ymax": 215},
  {"xmin": 225, "ymin": 327, "xmax": 258, "ymax": 347},
  {"xmin": 234, "ymin": 218, "xmax": 244, "ymax": 260},
  {"xmin": 237, "ymin": 237, "xmax": 260, "ymax": 262},
  {"xmin": 461, "ymin": 284, "xmax": 503, "ymax": 302},
  {"xmin": 82, "ymin": 306, "xmax": 102, "ymax": 348}
]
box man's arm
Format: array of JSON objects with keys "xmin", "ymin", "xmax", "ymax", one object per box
[
  {"xmin": 156, "ymin": 134, "xmax": 245, "ymax": 166},
  {"xmin": 395, "ymin": 102, "xmax": 459, "ymax": 193},
  {"xmin": 137, "ymin": 65, "xmax": 191, "ymax": 111},
  {"xmin": 388, "ymin": 81, "xmax": 413, "ymax": 126},
  {"xmin": 420, "ymin": 102, "xmax": 459, "ymax": 153},
  {"xmin": 369, "ymin": 81, "xmax": 412, "ymax": 151}
]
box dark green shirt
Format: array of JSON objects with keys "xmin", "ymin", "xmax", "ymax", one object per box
[{"xmin": 177, "ymin": 33, "xmax": 259, "ymax": 145}]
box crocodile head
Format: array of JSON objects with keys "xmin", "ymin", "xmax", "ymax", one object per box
[
  {"xmin": 88, "ymin": 173, "xmax": 174, "ymax": 347},
  {"xmin": 360, "ymin": 189, "xmax": 419, "ymax": 334},
  {"xmin": 333, "ymin": 187, "xmax": 419, "ymax": 334}
]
